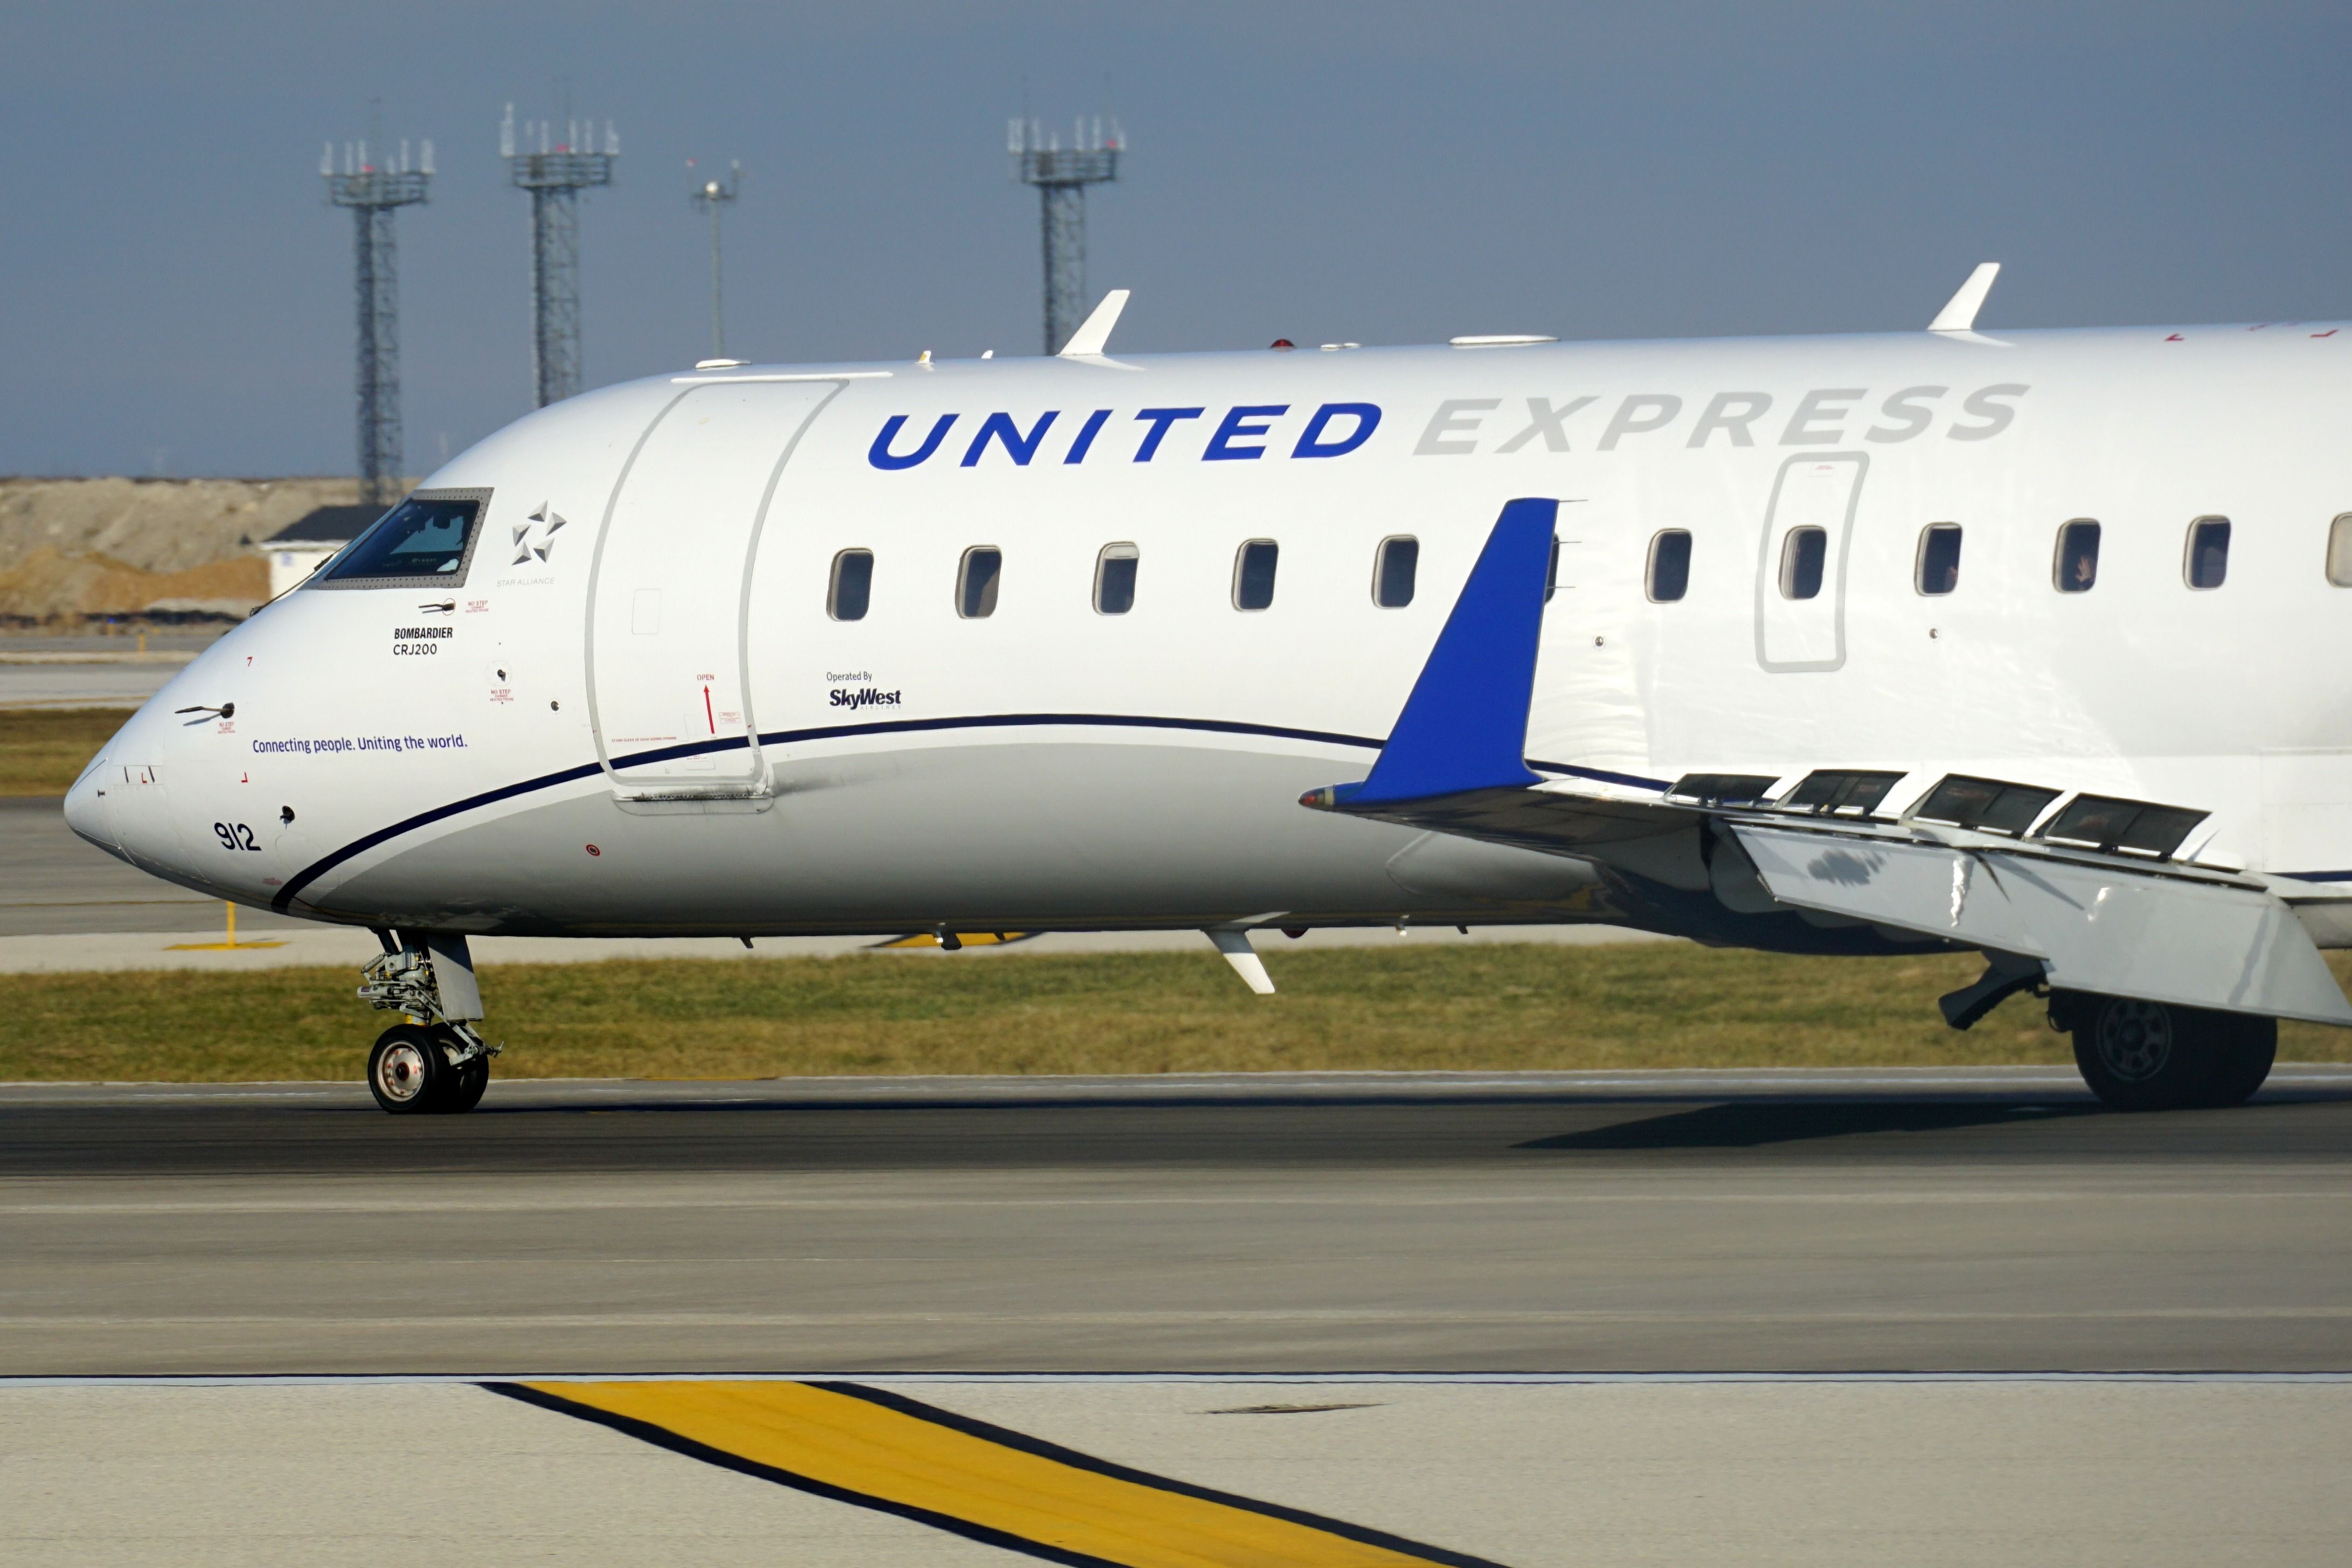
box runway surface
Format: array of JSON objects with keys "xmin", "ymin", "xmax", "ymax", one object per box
[{"xmin": 8, "ymin": 1068, "xmax": 2351, "ymax": 1376}]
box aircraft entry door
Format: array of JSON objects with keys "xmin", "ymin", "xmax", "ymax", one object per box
[
  {"xmin": 1753, "ymin": 452, "xmax": 1867, "ymax": 673},
  {"xmin": 588, "ymin": 380, "xmax": 833, "ymax": 794}
]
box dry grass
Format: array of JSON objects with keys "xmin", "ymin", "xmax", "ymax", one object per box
[
  {"xmin": 0, "ymin": 707, "xmax": 122, "ymax": 796},
  {"xmin": 6, "ymin": 942, "xmax": 2350, "ymax": 1084}
]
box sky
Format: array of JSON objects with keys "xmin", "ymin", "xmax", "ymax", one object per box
[{"xmin": 2, "ymin": 1, "xmax": 2347, "ymax": 477}]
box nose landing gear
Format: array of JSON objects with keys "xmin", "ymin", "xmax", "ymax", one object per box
[{"xmin": 358, "ymin": 936, "xmax": 498, "ymax": 1115}]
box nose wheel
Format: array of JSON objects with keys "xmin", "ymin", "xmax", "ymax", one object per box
[{"xmin": 367, "ymin": 1024, "xmax": 492, "ymax": 1114}]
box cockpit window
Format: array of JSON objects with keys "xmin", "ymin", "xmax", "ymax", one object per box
[{"xmin": 317, "ymin": 491, "xmax": 489, "ymax": 589}]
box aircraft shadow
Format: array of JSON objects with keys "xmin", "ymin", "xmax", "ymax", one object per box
[{"xmin": 1519, "ymin": 1099, "xmax": 2106, "ymax": 1150}]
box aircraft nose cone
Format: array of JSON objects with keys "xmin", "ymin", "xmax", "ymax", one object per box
[{"xmin": 62, "ymin": 761, "xmax": 124, "ymax": 862}]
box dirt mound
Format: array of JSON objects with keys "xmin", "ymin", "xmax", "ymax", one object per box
[
  {"xmin": 0, "ymin": 477, "xmax": 378, "ymax": 576},
  {"xmin": 0, "ymin": 476, "xmax": 407, "ymax": 622},
  {"xmin": 0, "ymin": 546, "xmax": 268, "ymax": 621}
]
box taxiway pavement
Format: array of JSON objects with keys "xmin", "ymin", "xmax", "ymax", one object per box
[
  {"xmin": 8, "ymin": 1374, "xmax": 2348, "ymax": 1567},
  {"xmin": 6, "ymin": 1069, "xmax": 2349, "ymax": 1377}
]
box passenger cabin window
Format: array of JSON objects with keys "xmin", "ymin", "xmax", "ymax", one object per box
[
  {"xmin": 1647, "ymin": 530, "xmax": 1691, "ymax": 602},
  {"xmin": 1093, "ymin": 543, "xmax": 1138, "ymax": 615},
  {"xmin": 1915, "ymin": 524, "xmax": 1961, "ymax": 595},
  {"xmin": 2055, "ymin": 519, "xmax": 2100, "ymax": 593},
  {"xmin": 1233, "ymin": 540, "xmax": 1279, "ymax": 610},
  {"xmin": 1778, "ymin": 526, "xmax": 1827, "ymax": 601},
  {"xmin": 827, "ymin": 549, "xmax": 873, "ymax": 621},
  {"xmin": 2185, "ymin": 517, "xmax": 2230, "ymax": 589},
  {"xmin": 1373, "ymin": 537, "xmax": 1418, "ymax": 607},
  {"xmin": 2329, "ymin": 515, "xmax": 2352, "ymax": 586},
  {"xmin": 956, "ymin": 547, "xmax": 1001, "ymax": 619},
  {"xmin": 320, "ymin": 493, "xmax": 484, "ymax": 587}
]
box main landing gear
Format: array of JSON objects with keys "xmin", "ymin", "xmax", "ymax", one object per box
[
  {"xmin": 2051, "ymin": 990, "xmax": 2277, "ymax": 1111},
  {"xmin": 358, "ymin": 938, "xmax": 498, "ymax": 1116}
]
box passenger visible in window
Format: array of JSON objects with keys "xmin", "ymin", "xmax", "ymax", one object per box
[
  {"xmin": 1779, "ymin": 526, "xmax": 1826, "ymax": 601},
  {"xmin": 828, "ymin": 549, "xmax": 873, "ymax": 621},
  {"xmin": 1094, "ymin": 543, "xmax": 1139, "ymax": 615},
  {"xmin": 1373, "ymin": 537, "xmax": 1418, "ymax": 607},
  {"xmin": 2055, "ymin": 520, "xmax": 2100, "ymax": 593},
  {"xmin": 1915, "ymin": 524, "xmax": 1961, "ymax": 595},
  {"xmin": 956, "ymin": 547, "xmax": 1001, "ymax": 618},
  {"xmin": 1233, "ymin": 540, "xmax": 1279, "ymax": 610},
  {"xmin": 2185, "ymin": 517, "xmax": 2230, "ymax": 589},
  {"xmin": 1647, "ymin": 530, "xmax": 1691, "ymax": 602}
]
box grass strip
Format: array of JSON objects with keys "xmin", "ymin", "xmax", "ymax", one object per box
[
  {"xmin": 7, "ymin": 941, "xmax": 2349, "ymax": 1084},
  {"xmin": 0, "ymin": 707, "xmax": 122, "ymax": 796}
]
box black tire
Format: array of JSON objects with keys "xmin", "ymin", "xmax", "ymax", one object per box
[
  {"xmin": 367, "ymin": 1024, "xmax": 447, "ymax": 1115},
  {"xmin": 443, "ymin": 1053, "xmax": 490, "ymax": 1114},
  {"xmin": 2202, "ymin": 1014, "xmax": 2278, "ymax": 1108},
  {"xmin": 2066, "ymin": 993, "xmax": 2275, "ymax": 1111}
]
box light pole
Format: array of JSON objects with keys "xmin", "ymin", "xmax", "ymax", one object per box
[{"xmin": 689, "ymin": 159, "xmax": 742, "ymax": 360}]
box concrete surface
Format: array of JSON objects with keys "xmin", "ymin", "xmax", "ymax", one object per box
[
  {"xmin": 5, "ymin": 1070, "xmax": 2350, "ymax": 1375},
  {"xmin": 3, "ymin": 1376, "xmax": 2346, "ymax": 1566}
]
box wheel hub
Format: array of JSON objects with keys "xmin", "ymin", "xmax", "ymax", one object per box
[
  {"xmin": 374, "ymin": 1041, "xmax": 429, "ymax": 1102},
  {"xmin": 2095, "ymin": 1000, "xmax": 2174, "ymax": 1081}
]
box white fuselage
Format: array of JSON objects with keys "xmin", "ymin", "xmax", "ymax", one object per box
[{"xmin": 65, "ymin": 322, "xmax": 2352, "ymax": 947}]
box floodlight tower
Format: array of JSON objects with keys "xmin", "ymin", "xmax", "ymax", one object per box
[
  {"xmin": 1009, "ymin": 115, "xmax": 1123, "ymax": 355},
  {"xmin": 502, "ymin": 104, "xmax": 618, "ymax": 407},
  {"xmin": 322, "ymin": 134, "xmax": 431, "ymax": 507},
  {"xmin": 688, "ymin": 159, "xmax": 743, "ymax": 359}
]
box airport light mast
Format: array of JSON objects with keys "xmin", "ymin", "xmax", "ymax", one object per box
[
  {"xmin": 502, "ymin": 104, "xmax": 618, "ymax": 407},
  {"xmin": 1009, "ymin": 115, "xmax": 1123, "ymax": 356},
  {"xmin": 689, "ymin": 159, "xmax": 742, "ymax": 360},
  {"xmin": 323, "ymin": 131, "xmax": 431, "ymax": 508}
]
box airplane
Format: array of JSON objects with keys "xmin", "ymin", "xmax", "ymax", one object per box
[{"xmin": 63, "ymin": 268, "xmax": 2352, "ymax": 1115}]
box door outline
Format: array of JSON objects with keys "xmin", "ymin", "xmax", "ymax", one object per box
[
  {"xmin": 1752, "ymin": 450, "xmax": 1868, "ymax": 673},
  {"xmin": 582, "ymin": 377, "xmax": 851, "ymax": 796}
]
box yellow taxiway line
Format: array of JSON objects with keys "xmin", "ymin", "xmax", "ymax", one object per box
[{"xmin": 492, "ymin": 1379, "xmax": 1506, "ymax": 1568}]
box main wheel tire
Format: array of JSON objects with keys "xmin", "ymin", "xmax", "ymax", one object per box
[
  {"xmin": 2201, "ymin": 1015, "xmax": 2278, "ymax": 1108},
  {"xmin": 443, "ymin": 1053, "xmax": 490, "ymax": 1114},
  {"xmin": 367, "ymin": 1024, "xmax": 447, "ymax": 1115},
  {"xmin": 2069, "ymin": 995, "xmax": 2211, "ymax": 1110},
  {"xmin": 2068, "ymin": 994, "xmax": 2276, "ymax": 1111}
]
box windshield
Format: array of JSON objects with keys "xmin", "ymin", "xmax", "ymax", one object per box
[{"xmin": 319, "ymin": 493, "xmax": 486, "ymax": 587}]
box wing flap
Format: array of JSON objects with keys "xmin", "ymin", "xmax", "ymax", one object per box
[
  {"xmin": 1733, "ymin": 823, "xmax": 2352, "ymax": 1026},
  {"xmin": 1731, "ymin": 824, "xmax": 2043, "ymax": 955}
]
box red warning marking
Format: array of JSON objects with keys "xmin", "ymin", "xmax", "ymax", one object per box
[{"xmin": 704, "ymin": 685, "xmax": 717, "ymax": 734}]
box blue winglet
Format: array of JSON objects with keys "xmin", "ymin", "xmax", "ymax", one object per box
[{"xmin": 1309, "ymin": 497, "xmax": 1555, "ymax": 809}]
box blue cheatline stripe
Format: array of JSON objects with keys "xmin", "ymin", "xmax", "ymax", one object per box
[
  {"xmin": 270, "ymin": 710, "xmax": 1672, "ymax": 912},
  {"xmin": 271, "ymin": 758, "xmax": 607, "ymax": 911}
]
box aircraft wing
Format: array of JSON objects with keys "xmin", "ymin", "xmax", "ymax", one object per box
[{"xmin": 1302, "ymin": 499, "xmax": 2352, "ymax": 1028}]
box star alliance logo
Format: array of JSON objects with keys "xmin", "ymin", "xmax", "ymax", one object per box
[{"xmin": 511, "ymin": 503, "xmax": 568, "ymax": 566}]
